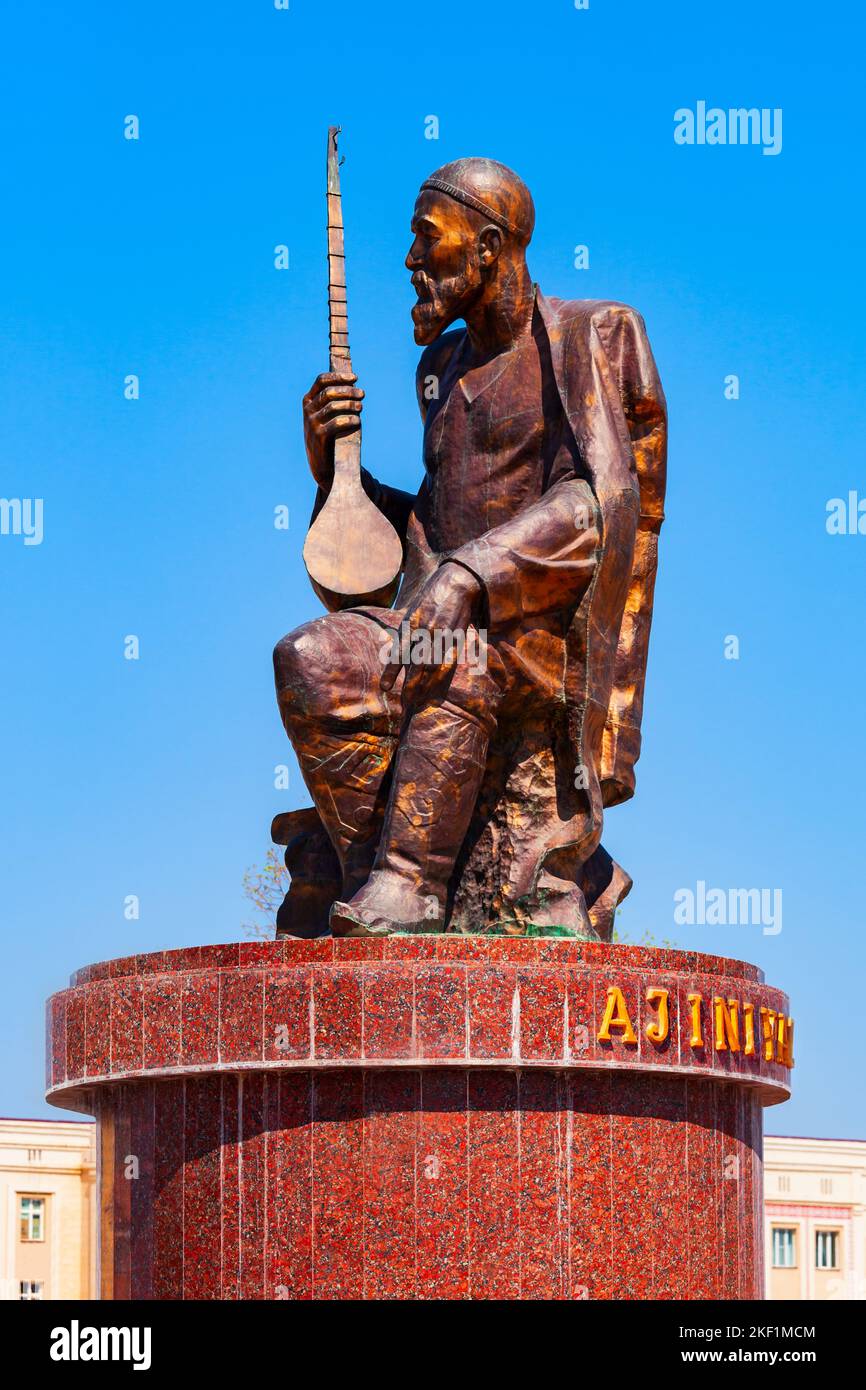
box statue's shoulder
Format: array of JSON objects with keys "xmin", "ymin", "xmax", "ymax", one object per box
[{"xmin": 540, "ymin": 294, "xmax": 649, "ymax": 341}]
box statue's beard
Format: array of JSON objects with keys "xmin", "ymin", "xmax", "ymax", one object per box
[{"xmin": 411, "ymin": 268, "xmax": 478, "ymax": 344}]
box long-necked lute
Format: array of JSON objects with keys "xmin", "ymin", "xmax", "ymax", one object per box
[{"xmin": 302, "ymin": 126, "xmax": 403, "ymax": 611}]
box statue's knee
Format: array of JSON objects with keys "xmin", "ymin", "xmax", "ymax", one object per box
[
  {"xmin": 273, "ymin": 630, "xmax": 305, "ymax": 693},
  {"xmin": 273, "ymin": 618, "xmax": 340, "ymax": 721},
  {"xmin": 273, "ymin": 623, "xmax": 319, "ymax": 707}
]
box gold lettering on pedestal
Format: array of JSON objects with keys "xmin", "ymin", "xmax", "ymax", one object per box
[
  {"xmin": 645, "ymin": 987, "xmax": 670, "ymax": 1044},
  {"xmin": 776, "ymin": 1015, "xmax": 795, "ymax": 1068},
  {"xmin": 591, "ymin": 982, "xmax": 794, "ymax": 1069},
  {"xmin": 760, "ymin": 1006, "xmax": 777, "ymax": 1060},
  {"xmin": 743, "ymin": 1003, "xmax": 756, "ymax": 1056},
  {"xmin": 713, "ymin": 997, "xmax": 741, "ymax": 1052},
  {"xmin": 687, "ymin": 992, "xmax": 704, "ymax": 1048},
  {"xmin": 597, "ymin": 986, "xmax": 637, "ymax": 1044}
]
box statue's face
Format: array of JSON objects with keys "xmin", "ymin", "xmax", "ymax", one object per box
[{"xmin": 406, "ymin": 190, "xmax": 486, "ymax": 345}]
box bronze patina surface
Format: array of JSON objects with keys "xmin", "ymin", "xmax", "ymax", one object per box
[{"xmin": 273, "ymin": 151, "xmax": 667, "ymax": 940}]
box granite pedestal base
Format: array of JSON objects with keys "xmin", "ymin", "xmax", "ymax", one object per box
[{"xmin": 46, "ymin": 938, "xmax": 792, "ymax": 1300}]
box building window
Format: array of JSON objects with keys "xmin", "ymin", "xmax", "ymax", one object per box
[
  {"xmin": 815, "ymin": 1230, "xmax": 839, "ymax": 1270},
  {"xmin": 772, "ymin": 1227, "xmax": 797, "ymax": 1268},
  {"xmin": 19, "ymin": 1281, "xmax": 43, "ymax": 1300},
  {"xmin": 19, "ymin": 1195, "xmax": 45, "ymax": 1241}
]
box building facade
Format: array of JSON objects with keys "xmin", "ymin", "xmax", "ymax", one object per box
[
  {"xmin": 0, "ymin": 1117, "xmax": 95, "ymax": 1301},
  {"xmin": 764, "ymin": 1135, "xmax": 866, "ymax": 1300}
]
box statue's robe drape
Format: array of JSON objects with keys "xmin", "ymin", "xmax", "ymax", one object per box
[{"xmin": 538, "ymin": 293, "xmax": 667, "ymax": 811}]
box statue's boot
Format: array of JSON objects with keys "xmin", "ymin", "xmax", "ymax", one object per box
[
  {"xmin": 329, "ymin": 701, "xmax": 490, "ymax": 937},
  {"xmin": 271, "ymin": 807, "xmax": 341, "ymax": 938}
]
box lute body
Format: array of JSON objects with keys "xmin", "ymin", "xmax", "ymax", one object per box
[{"xmin": 302, "ymin": 127, "xmax": 403, "ymax": 611}]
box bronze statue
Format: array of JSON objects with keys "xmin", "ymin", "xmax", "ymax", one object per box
[{"xmin": 272, "ymin": 134, "xmax": 667, "ymax": 940}]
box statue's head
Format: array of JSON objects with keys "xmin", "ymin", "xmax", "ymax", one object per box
[{"xmin": 406, "ymin": 157, "xmax": 535, "ymax": 345}]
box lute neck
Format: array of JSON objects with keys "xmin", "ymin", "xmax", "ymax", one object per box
[{"xmin": 327, "ymin": 125, "xmax": 352, "ymax": 376}]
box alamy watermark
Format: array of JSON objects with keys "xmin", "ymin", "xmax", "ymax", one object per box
[
  {"xmin": 1, "ymin": 497, "xmax": 43, "ymax": 545},
  {"xmin": 674, "ymin": 102, "xmax": 782, "ymax": 157},
  {"xmin": 50, "ymin": 1320, "xmax": 151, "ymax": 1370},
  {"xmin": 826, "ymin": 490, "xmax": 866, "ymax": 535},
  {"xmin": 378, "ymin": 621, "xmax": 487, "ymax": 673},
  {"xmin": 674, "ymin": 880, "xmax": 782, "ymax": 936}
]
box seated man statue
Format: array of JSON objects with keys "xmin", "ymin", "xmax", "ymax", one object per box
[{"xmin": 272, "ymin": 157, "xmax": 666, "ymax": 940}]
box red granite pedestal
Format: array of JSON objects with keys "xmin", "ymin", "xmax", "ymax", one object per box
[{"xmin": 46, "ymin": 938, "xmax": 792, "ymax": 1300}]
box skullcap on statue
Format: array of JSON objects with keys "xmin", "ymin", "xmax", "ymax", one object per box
[{"xmin": 420, "ymin": 157, "xmax": 535, "ymax": 247}]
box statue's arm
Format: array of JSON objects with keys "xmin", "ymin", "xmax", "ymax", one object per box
[
  {"xmin": 311, "ymin": 330, "xmax": 464, "ymax": 546},
  {"xmin": 312, "ymin": 331, "xmax": 464, "ymax": 555},
  {"xmin": 445, "ymin": 303, "xmax": 666, "ymax": 629},
  {"xmin": 445, "ymin": 473, "xmax": 601, "ymax": 629},
  {"xmin": 302, "ymin": 366, "xmax": 416, "ymax": 551},
  {"xmin": 311, "ymin": 329, "xmax": 469, "ymax": 542}
]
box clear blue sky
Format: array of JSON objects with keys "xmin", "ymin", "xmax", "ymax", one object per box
[{"xmin": 1, "ymin": 1, "xmax": 863, "ymax": 1137}]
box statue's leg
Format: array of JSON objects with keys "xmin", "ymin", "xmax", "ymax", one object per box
[
  {"xmin": 273, "ymin": 612, "xmax": 401, "ymax": 899},
  {"xmin": 291, "ymin": 732, "xmax": 395, "ymax": 898},
  {"xmin": 329, "ymin": 636, "xmax": 506, "ymax": 937}
]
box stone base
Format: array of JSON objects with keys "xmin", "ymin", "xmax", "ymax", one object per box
[{"xmin": 46, "ymin": 938, "xmax": 792, "ymax": 1300}]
